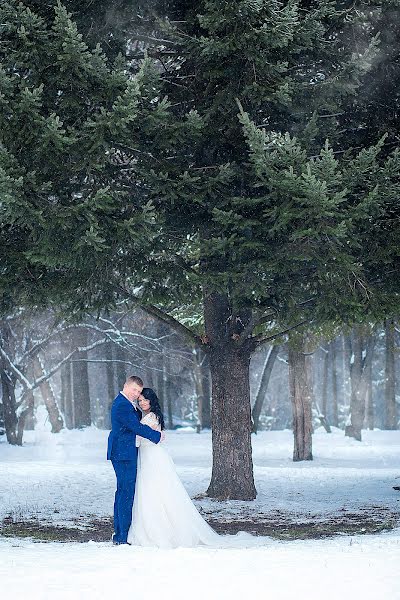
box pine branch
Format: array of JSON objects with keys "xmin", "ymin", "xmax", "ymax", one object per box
[
  {"xmin": 112, "ymin": 284, "xmax": 204, "ymax": 347},
  {"xmin": 254, "ymin": 321, "xmax": 310, "ymax": 347}
]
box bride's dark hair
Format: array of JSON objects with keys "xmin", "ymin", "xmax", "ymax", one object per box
[{"xmin": 141, "ymin": 388, "xmax": 165, "ymax": 430}]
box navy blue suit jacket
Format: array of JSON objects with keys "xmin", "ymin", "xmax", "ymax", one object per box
[{"xmin": 107, "ymin": 393, "xmax": 161, "ymax": 461}]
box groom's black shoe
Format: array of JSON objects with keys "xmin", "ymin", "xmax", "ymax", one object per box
[
  {"xmin": 112, "ymin": 536, "xmax": 131, "ymax": 546},
  {"xmin": 393, "ymin": 486, "xmax": 400, "ymax": 491}
]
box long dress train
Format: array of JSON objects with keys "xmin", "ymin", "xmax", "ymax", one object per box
[{"xmin": 127, "ymin": 412, "xmax": 219, "ymax": 548}]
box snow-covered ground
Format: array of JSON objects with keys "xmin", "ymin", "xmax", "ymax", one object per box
[
  {"xmin": 1, "ymin": 416, "xmax": 400, "ymax": 598},
  {"xmin": 1, "ymin": 420, "xmax": 399, "ymax": 524},
  {"xmin": 1, "ymin": 531, "xmax": 399, "ymax": 600}
]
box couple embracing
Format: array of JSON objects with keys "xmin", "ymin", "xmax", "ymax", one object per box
[{"xmin": 107, "ymin": 375, "xmax": 218, "ymax": 548}]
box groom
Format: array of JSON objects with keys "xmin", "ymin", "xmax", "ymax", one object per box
[{"xmin": 107, "ymin": 375, "xmax": 162, "ymax": 545}]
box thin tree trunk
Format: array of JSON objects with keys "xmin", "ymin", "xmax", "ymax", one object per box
[
  {"xmin": 156, "ymin": 365, "xmax": 164, "ymax": 413},
  {"xmin": 201, "ymin": 358, "xmax": 212, "ymax": 429},
  {"xmin": 61, "ymin": 361, "xmax": 74, "ymax": 429},
  {"xmin": 365, "ymin": 358, "xmax": 374, "ymax": 430},
  {"xmin": 23, "ymin": 362, "xmax": 36, "ymax": 431},
  {"xmin": 204, "ymin": 291, "xmax": 256, "ymax": 500},
  {"xmin": 193, "ymin": 347, "xmax": 205, "ymax": 429},
  {"xmin": 162, "ymin": 334, "xmax": 173, "ymax": 429},
  {"xmin": 345, "ymin": 326, "xmax": 376, "ymax": 441},
  {"xmin": 345, "ymin": 327, "xmax": 364, "ymax": 441},
  {"xmin": 114, "ymin": 343, "xmax": 127, "ymax": 390},
  {"xmin": 288, "ymin": 333, "xmax": 313, "ymax": 462},
  {"xmin": 331, "ymin": 339, "xmax": 339, "ymax": 427},
  {"xmin": 1, "ymin": 369, "xmax": 19, "ymax": 445},
  {"xmin": 166, "ymin": 379, "xmax": 174, "ymax": 429},
  {"xmin": 321, "ymin": 345, "xmax": 329, "ymax": 419},
  {"xmin": 200, "ymin": 352, "xmax": 211, "ymax": 429},
  {"xmin": 192, "ymin": 347, "xmax": 212, "ymax": 429},
  {"xmin": 251, "ymin": 345, "xmax": 279, "ymax": 433},
  {"xmin": 343, "ymin": 334, "xmax": 351, "ymax": 408},
  {"xmin": 33, "ymin": 356, "xmax": 64, "ymax": 433},
  {"xmin": 153, "ymin": 321, "xmax": 165, "ymax": 411},
  {"xmin": 103, "ymin": 342, "xmax": 116, "ymax": 428},
  {"xmin": 72, "ymin": 328, "xmax": 91, "ymax": 428},
  {"xmin": 384, "ymin": 319, "xmax": 397, "ymax": 429},
  {"xmin": 0, "ymin": 321, "xmax": 20, "ymax": 445}
]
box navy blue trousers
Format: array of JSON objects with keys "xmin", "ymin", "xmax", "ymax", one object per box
[{"xmin": 111, "ymin": 459, "xmax": 137, "ymax": 543}]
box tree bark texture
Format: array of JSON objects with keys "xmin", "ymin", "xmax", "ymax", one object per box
[{"xmin": 204, "ymin": 291, "xmax": 256, "ymax": 500}]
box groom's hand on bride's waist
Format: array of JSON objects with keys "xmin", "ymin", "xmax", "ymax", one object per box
[{"xmin": 160, "ymin": 431, "xmax": 166, "ymax": 443}]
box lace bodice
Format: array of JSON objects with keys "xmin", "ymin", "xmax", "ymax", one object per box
[{"xmin": 136, "ymin": 412, "xmax": 161, "ymax": 447}]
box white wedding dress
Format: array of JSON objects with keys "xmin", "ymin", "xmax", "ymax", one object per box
[{"xmin": 127, "ymin": 412, "xmax": 220, "ymax": 548}]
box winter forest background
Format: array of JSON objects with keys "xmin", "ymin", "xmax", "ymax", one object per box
[{"xmin": 1, "ymin": 309, "xmax": 398, "ymax": 442}]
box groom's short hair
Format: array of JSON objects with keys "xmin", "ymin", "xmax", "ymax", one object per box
[{"xmin": 125, "ymin": 375, "xmax": 143, "ymax": 387}]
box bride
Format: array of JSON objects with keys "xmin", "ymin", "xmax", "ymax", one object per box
[{"xmin": 127, "ymin": 387, "xmax": 219, "ymax": 548}]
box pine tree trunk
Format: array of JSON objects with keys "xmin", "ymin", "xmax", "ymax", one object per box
[
  {"xmin": 288, "ymin": 333, "xmax": 313, "ymax": 462},
  {"xmin": 330, "ymin": 339, "xmax": 339, "ymax": 427},
  {"xmin": 384, "ymin": 319, "xmax": 397, "ymax": 429},
  {"xmin": 204, "ymin": 291, "xmax": 256, "ymax": 500},
  {"xmin": 61, "ymin": 361, "xmax": 74, "ymax": 429},
  {"xmin": 251, "ymin": 345, "xmax": 279, "ymax": 433},
  {"xmin": 72, "ymin": 328, "xmax": 91, "ymax": 428},
  {"xmin": 33, "ymin": 356, "xmax": 64, "ymax": 433}
]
